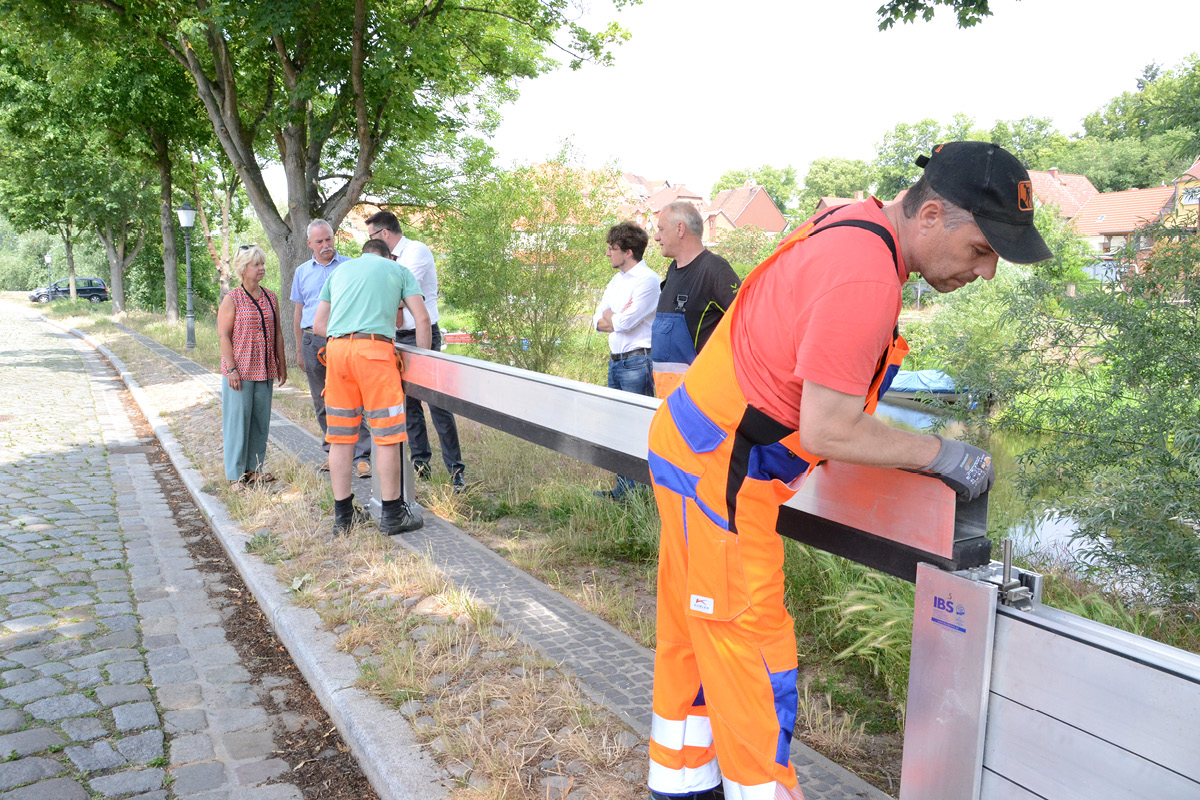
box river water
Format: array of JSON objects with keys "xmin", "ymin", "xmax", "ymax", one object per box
[{"xmin": 874, "ymin": 400, "xmax": 1084, "ymax": 564}]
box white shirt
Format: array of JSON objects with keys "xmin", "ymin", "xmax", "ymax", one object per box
[
  {"xmin": 592, "ymin": 260, "xmax": 660, "ymax": 355},
  {"xmin": 392, "ymin": 236, "xmax": 440, "ymax": 330}
]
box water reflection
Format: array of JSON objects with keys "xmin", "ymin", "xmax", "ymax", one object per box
[{"xmin": 875, "ymin": 400, "xmax": 1082, "ymax": 566}]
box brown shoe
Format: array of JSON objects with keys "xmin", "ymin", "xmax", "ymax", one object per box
[{"xmin": 355, "ymin": 461, "xmax": 372, "ymax": 479}]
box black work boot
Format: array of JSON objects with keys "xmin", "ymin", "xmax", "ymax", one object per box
[
  {"xmin": 332, "ymin": 495, "xmax": 371, "ymax": 535},
  {"xmin": 380, "ymin": 498, "xmax": 423, "ymax": 535}
]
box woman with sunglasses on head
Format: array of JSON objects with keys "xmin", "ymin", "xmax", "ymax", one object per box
[{"xmin": 218, "ymin": 245, "xmax": 288, "ymax": 492}]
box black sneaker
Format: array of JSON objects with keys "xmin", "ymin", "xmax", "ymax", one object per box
[
  {"xmin": 451, "ymin": 470, "xmax": 466, "ymax": 494},
  {"xmin": 380, "ymin": 501, "xmax": 423, "ymax": 535},
  {"xmin": 413, "ymin": 461, "xmax": 431, "ymax": 481}
]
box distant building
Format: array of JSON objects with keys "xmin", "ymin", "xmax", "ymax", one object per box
[
  {"xmin": 706, "ymin": 181, "xmax": 787, "ymax": 236},
  {"xmin": 1070, "ymin": 186, "xmax": 1176, "ymax": 255},
  {"xmin": 1164, "ymin": 154, "xmax": 1200, "ymax": 234},
  {"xmin": 815, "ymin": 190, "xmax": 867, "ymax": 214},
  {"xmin": 647, "ymin": 183, "xmax": 708, "ymax": 216},
  {"xmin": 1028, "ymin": 168, "xmax": 1099, "ymax": 219}
]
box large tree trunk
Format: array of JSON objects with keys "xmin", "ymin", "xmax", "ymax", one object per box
[
  {"xmin": 218, "ymin": 188, "xmax": 232, "ymax": 297},
  {"xmin": 151, "ymin": 129, "xmax": 180, "ymax": 322},
  {"xmin": 161, "ymin": 9, "xmax": 380, "ymax": 367},
  {"xmin": 59, "ymin": 223, "xmax": 77, "ymax": 301},
  {"xmin": 97, "ymin": 222, "xmax": 146, "ymax": 315}
]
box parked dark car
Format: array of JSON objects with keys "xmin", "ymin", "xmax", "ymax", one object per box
[{"xmin": 28, "ymin": 277, "xmax": 110, "ymax": 304}]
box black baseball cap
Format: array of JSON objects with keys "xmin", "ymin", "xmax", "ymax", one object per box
[{"xmin": 915, "ymin": 141, "xmax": 1052, "ymax": 264}]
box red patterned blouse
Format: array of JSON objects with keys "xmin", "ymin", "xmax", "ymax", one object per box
[{"xmin": 221, "ymin": 286, "xmax": 278, "ymax": 381}]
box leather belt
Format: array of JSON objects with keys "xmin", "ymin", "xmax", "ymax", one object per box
[
  {"xmin": 610, "ymin": 347, "xmax": 651, "ymax": 361},
  {"xmin": 333, "ymin": 333, "xmax": 393, "ymax": 343}
]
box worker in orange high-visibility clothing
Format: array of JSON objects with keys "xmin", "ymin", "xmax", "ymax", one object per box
[
  {"xmin": 649, "ymin": 201, "xmax": 741, "ymax": 398},
  {"xmin": 313, "ymin": 238, "xmax": 432, "ymax": 537},
  {"xmin": 646, "ymin": 142, "xmax": 1052, "ymax": 800}
]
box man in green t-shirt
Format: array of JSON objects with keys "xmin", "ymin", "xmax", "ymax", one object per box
[{"xmin": 313, "ymin": 239, "xmax": 432, "ymax": 535}]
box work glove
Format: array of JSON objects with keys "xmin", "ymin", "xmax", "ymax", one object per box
[{"xmin": 919, "ymin": 434, "xmax": 995, "ymax": 502}]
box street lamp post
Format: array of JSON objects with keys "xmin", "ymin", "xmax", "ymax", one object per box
[
  {"xmin": 176, "ymin": 201, "xmax": 197, "ymax": 350},
  {"xmin": 44, "ymin": 253, "xmax": 51, "ymax": 289}
]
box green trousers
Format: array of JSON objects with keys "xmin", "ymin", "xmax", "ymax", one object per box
[{"xmin": 222, "ymin": 378, "xmax": 274, "ymax": 481}]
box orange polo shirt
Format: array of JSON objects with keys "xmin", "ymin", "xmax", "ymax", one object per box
[{"xmin": 731, "ymin": 200, "xmax": 908, "ymax": 428}]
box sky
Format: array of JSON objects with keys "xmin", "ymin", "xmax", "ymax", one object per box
[{"xmin": 487, "ymin": 0, "xmax": 1200, "ymax": 198}]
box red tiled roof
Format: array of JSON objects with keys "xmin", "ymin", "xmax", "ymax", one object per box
[
  {"xmin": 623, "ymin": 173, "xmax": 666, "ymax": 197},
  {"xmin": 1070, "ymin": 186, "xmax": 1176, "ymax": 236},
  {"xmin": 710, "ymin": 186, "xmax": 759, "ymax": 220},
  {"xmin": 708, "ymin": 185, "xmax": 787, "ymax": 232},
  {"xmin": 648, "ymin": 184, "xmax": 706, "ymax": 211},
  {"xmin": 1028, "ymin": 169, "xmax": 1098, "ymax": 217},
  {"xmin": 1180, "ymin": 156, "xmax": 1200, "ymax": 181}
]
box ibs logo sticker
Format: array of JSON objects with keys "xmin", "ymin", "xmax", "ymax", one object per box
[{"xmin": 931, "ymin": 594, "xmax": 967, "ymax": 634}]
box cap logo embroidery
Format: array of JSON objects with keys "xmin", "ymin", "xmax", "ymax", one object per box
[
  {"xmin": 1017, "ymin": 181, "xmax": 1034, "ymax": 212},
  {"xmin": 934, "ymin": 143, "xmax": 945, "ymax": 154}
]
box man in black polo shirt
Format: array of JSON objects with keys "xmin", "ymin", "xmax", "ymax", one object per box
[{"xmin": 650, "ymin": 201, "xmax": 742, "ymax": 398}]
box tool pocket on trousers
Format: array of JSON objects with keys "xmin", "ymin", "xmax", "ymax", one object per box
[
  {"xmin": 667, "ymin": 385, "xmax": 727, "ymax": 455},
  {"xmin": 685, "ymin": 519, "xmax": 749, "ymax": 622},
  {"xmin": 360, "ymin": 347, "xmax": 400, "ymax": 371},
  {"xmin": 760, "ymin": 634, "xmax": 799, "ymax": 768}
]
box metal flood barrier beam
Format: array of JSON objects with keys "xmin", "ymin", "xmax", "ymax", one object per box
[
  {"xmin": 397, "ymin": 345, "xmax": 990, "ymax": 578},
  {"xmin": 397, "ymin": 345, "xmax": 1200, "ymax": 799}
]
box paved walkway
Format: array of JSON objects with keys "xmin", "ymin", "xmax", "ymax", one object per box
[
  {"xmin": 0, "ymin": 303, "xmax": 303, "ymax": 799},
  {"xmin": 110, "ymin": 322, "xmax": 888, "ymax": 800}
]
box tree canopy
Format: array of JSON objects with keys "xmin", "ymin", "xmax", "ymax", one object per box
[
  {"xmin": 2, "ymin": 0, "xmax": 634, "ymax": 353},
  {"xmin": 797, "ymin": 157, "xmax": 872, "ymax": 215},
  {"xmin": 877, "ymin": 0, "xmax": 1003, "ymax": 30}
]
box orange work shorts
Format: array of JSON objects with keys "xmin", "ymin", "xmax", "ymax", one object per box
[{"xmin": 322, "ymin": 337, "xmax": 407, "ymax": 445}]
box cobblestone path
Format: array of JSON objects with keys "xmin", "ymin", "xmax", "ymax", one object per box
[{"xmin": 0, "ymin": 303, "xmax": 309, "ymax": 799}]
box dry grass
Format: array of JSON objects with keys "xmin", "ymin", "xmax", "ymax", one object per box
[
  {"xmin": 76, "ymin": 319, "xmax": 648, "ymax": 799},
  {"xmin": 796, "ymin": 684, "xmax": 867, "ymax": 762}
]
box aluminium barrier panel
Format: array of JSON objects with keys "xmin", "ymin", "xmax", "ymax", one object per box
[{"xmin": 903, "ymin": 563, "xmax": 1200, "ymax": 800}]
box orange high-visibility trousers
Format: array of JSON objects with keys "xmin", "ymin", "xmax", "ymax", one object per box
[
  {"xmin": 323, "ymin": 337, "xmax": 408, "ymax": 445},
  {"xmin": 648, "ymin": 376, "xmax": 810, "ymax": 800},
  {"xmin": 647, "ymin": 211, "xmax": 909, "ymax": 800}
]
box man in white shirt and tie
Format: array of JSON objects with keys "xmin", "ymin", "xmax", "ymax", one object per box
[
  {"xmin": 593, "ymin": 221, "xmax": 660, "ymax": 501},
  {"xmin": 365, "ymin": 210, "xmax": 468, "ymax": 493}
]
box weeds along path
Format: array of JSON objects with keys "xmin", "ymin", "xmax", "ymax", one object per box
[{"xmin": 39, "ymin": 305, "xmax": 896, "ymax": 800}]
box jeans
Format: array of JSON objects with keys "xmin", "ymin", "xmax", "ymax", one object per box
[
  {"xmin": 397, "ymin": 324, "xmax": 465, "ymax": 475},
  {"xmin": 301, "ymin": 330, "xmax": 371, "ymax": 464},
  {"xmin": 608, "ymin": 352, "xmax": 655, "ymax": 497}
]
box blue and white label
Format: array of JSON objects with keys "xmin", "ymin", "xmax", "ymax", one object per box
[{"xmin": 931, "ymin": 594, "xmax": 967, "ymax": 634}]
